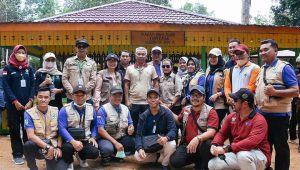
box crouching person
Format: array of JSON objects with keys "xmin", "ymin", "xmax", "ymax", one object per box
[
  {"xmin": 24, "ymin": 87, "xmax": 68, "ymax": 170},
  {"xmin": 97, "ymin": 86, "xmax": 135, "ymax": 166},
  {"xmin": 134, "ymin": 89, "xmax": 177, "ymax": 170},
  {"xmin": 58, "ymin": 85, "xmax": 99, "ymax": 169},
  {"xmin": 170, "ymin": 85, "xmax": 218, "ymax": 170},
  {"xmin": 208, "ymin": 88, "xmax": 271, "ymax": 170}
]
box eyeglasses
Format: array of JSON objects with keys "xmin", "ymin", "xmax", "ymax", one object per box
[
  {"xmin": 162, "ymin": 65, "xmax": 171, "ymax": 68},
  {"xmin": 77, "ymin": 45, "xmax": 88, "ymax": 49}
]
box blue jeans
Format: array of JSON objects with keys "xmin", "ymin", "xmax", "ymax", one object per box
[{"xmin": 98, "ymin": 135, "xmax": 135, "ymax": 158}]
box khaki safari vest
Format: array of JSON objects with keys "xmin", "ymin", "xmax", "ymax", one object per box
[
  {"xmin": 103, "ymin": 103, "xmax": 129, "ymax": 140},
  {"xmin": 65, "ymin": 103, "xmax": 94, "ymax": 140},
  {"xmin": 27, "ymin": 106, "xmax": 59, "ymax": 147},
  {"xmin": 256, "ymin": 59, "xmax": 293, "ymax": 113}
]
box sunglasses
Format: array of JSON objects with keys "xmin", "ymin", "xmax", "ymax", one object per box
[
  {"xmin": 162, "ymin": 65, "xmax": 171, "ymax": 68},
  {"xmin": 77, "ymin": 45, "xmax": 88, "ymax": 49}
]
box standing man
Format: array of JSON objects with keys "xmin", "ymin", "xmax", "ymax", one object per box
[
  {"xmin": 58, "ymin": 85, "xmax": 99, "ymax": 169},
  {"xmin": 97, "ymin": 86, "xmax": 135, "ymax": 166},
  {"xmin": 117, "ymin": 50, "xmax": 131, "ymax": 103},
  {"xmin": 225, "ymin": 39, "xmax": 240, "ymax": 69},
  {"xmin": 24, "ymin": 87, "xmax": 68, "ymax": 170},
  {"xmin": 124, "ymin": 47, "xmax": 159, "ymax": 131},
  {"xmin": 224, "ymin": 44, "xmax": 260, "ymax": 107},
  {"xmin": 134, "ymin": 89, "xmax": 177, "ymax": 170},
  {"xmin": 170, "ymin": 85, "xmax": 219, "ymax": 170},
  {"xmin": 62, "ymin": 39, "xmax": 97, "ymax": 103},
  {"xmin": 208, "ymin": 88, "xmax": 271, "ymax": 170},
  {"xmin": 148, "ymin": 46, "xmax": 163, "ymax": 77},
  {"xmin": 255, "ymin": 39, "xmax": 299, "ymax": 170}
]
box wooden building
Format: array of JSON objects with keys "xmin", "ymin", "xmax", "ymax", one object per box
[{"xmin": 0, "ymin": 0, "xmax": 300, "ymax": 69}]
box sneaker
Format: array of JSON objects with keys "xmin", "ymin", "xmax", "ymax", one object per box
[
  {"xmin": 162, "ymin": 165, "xmax": 171, "ymax": 170},
  {"xmin": 101, "ymin": 157, "xmax": 110, "ymax": 166},
  {"xmin": 75, "ymin": 153, "xmax": 89, "ymax": 168},
  {"xmin": 67, "ymin": 163, "xmax": 74, "ymax": 170},
  {"xmin": 12, "ymin": 157, "xmax": 24, "ymax": 165}
]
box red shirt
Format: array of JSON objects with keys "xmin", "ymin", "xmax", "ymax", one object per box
[
  {"xmin": 178, "ymin": 107, "xmax": 218, "ymax": 144},
  {"xmin": 212, "ymin": 111, "xmax": 271, "ymax": 167}
]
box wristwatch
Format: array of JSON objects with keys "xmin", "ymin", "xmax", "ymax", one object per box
[
  {"xmin": 222, "ymin": 145, "xmax": 232, "ymax": 153},
  {"xmin": 42, "ymin": 144, "xmax": 51, "ymax": 155}
]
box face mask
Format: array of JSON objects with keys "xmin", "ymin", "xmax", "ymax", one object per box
[
  {"xmin": 15, "ymin": 54, "xmax": 26, "ymax": 62},
  {"xmin": 74, "ymin": 102, "xmax": 86, "ymax": 109},
  {"xmin": 45, "ymin": 61, "xmax": 55, "ymax": 68},
  {"xmin": 237, "ymin": 58, "xmax": 248, "ymax": 67}
]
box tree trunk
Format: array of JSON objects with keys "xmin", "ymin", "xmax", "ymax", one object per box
[{"xmin": 241, "ymin": 0, "xmax": 251, "ymax": 24}]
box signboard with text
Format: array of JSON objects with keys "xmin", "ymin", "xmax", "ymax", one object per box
[{"xmin": 131, "ymin": 31, "xmax": 185, "ymax": 46}]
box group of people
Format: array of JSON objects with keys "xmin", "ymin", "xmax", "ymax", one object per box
[{"xmin": 1, "ymin": 38, "xmax": 299, "ymax": 170}]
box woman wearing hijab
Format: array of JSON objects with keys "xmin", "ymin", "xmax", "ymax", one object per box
[
  {"xmin": 176, "ymin": 56, "xmax": 188, "ymax": 79},
  {"xmin": 35, "ymin": 52, "xmax": 64, "ymax": 109},
  {"xmin": 182, "ymin": 57, "xmax": 205, "ymax": 105},
  {"xmin": 205, "ymin": 48, "xmax": 228, "ymax": 128},
  {"xmin": 3, "ymin": 45, "xmax": 35, "ymax": 165},
  {"xmin": 93, "ymin": 53, "xmax": 122, "ymax": 110}
]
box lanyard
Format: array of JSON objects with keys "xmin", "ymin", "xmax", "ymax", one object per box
[{"xmin": 76, "ymin": 60, "xmax": 86, "ymax": 76}]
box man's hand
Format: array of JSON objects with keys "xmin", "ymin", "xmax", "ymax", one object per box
[
  {"xmin": 51, "ymin": 88, "xmax": 62, "ymax": 95},
  {"xmin": 43, "ymin": 78, "xmax": 52, "ymax": 85},
  {"xmin": 88, "ymin": 137, "xmax": 98, "ymax": 148},
  {"xmin": 186, "ymin": 137, "xmax": 200, "ymax": 154},
  {"xmin": 157, "ymin": 135, "xmax": 168, "ymax": 146},
  {"xmin": 264, "ymin": 84, "xmax": 276, "ymax": 96},
  {"xmin": 125, "ymin": 101, "xmax": 132, "ymax": 108},
  {"xmin": 210, "ymin": 145, "xmax": 225, "ymax": 157},
  {"xmin": 127, "ymin": 125, "xmax": 134, "ymax": 136},
  {"xmin": 209, "ymin": 93, "xmax": 219, "ymax": 102},
  {"xmin": 14, "ymin": 101, "xmax": 25, "ymax": 111},
  {"xmin": 114, "ymin": 142, "xmax": 124, "ymax": 151},
  {"xmin": 138, "ymin": 149, "xmax": 146, "ymax": 159},
  {"xmin": 44, "ymin": 146, "xmax": 55, "ymax": 160},
  {"xmin": 71, "ymin": 140, "xmax": 83, "ymax": 152},
  {"xmin": 24, "ymin": 100, "xmax": 33, "ymax": 110},
  {"xmin": 53, "ymin": 148, "xmax": 62, "ymax": 158}
]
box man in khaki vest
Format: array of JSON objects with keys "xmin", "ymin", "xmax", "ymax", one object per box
[
  {"xmin": 24, "ymin": 87, "xmax": 68, "ymax": 170},
  {"xmin": 255, "ymin": 39, "xmax": 299, "ymax": 170},
  {"xmin": 58, "ymin": 85, "xmax": 99, "ymax": 169},
  {"xmin": 97, "ymin": 86, "xmax": 135, "ymax": 166},
  {"xmin": 170, "ymin": 85, "xmax": 219, "ymax": 170}
]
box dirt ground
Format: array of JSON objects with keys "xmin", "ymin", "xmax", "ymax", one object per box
[{"xmin": 0, "ymin": 136, "xmax": 299, "ymax": 170}]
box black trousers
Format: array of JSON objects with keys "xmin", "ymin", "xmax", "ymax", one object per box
[
  {"xmin": 24, "ymin": 140, "xmax": 68, "ymax": 170},
  {"xmin": 61, "ymin": 140, "xmax": 99, "ymax": 164},
  {"xmin": 130, "ymin": 104, "xmax": 148, "ymax": 132},
  {"xmin": 265, "ymin": 115, "xmax": 290, "ymax": 170},
  {"xmin": 216, "ymin": 109, "xmax": 228, "ymax": 129},
  {"xmin": 169, "ymin": 140, "xmax": 212, "ymax": 170},
  {"xmin": 289, "ymin": 98, "xmax": 300, "ymax": 141},
  {"xmin": 7, "ymin": 105, "xmax": 28, "ymax": 158}
]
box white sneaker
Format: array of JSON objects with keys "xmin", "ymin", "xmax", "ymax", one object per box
[
  {"xmin": 67, "ymin": 163, "xmax": 74, "ymax": 170},
  {"xmin": 12, "ymin": 157, "xmax": 24, "ymax": 165},
  {"xmin": 75, "ymin": 153, "xmax": 89, "ymax": 168}
]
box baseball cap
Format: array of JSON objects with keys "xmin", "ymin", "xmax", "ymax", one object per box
[
  {"xmin": 147, "ymin": 88, "xmax": 160, "ymax": 97},
  {"xmin": 208, "ymin": 48, "xmax": 222, "ymax": 57},
  {"xmin": 110, "ymin": 86, "xmax": 123, "ymax": 94},
  {"xmin": 151, "ymin": 46, "xmax": 162, "ymax": 53},
  {"xmin": 229, "ymin": 88, "xmax": 254, "ymax": 103},
  {"xmin": 106, "ymin": 53, "xmax": 119, "ymax": 61},
  {"xmin": 73, "ymin": 85, "xmax": 87, "ymax": 94},
  {"xmin": 233, "ymin": 44, "xmax": 249, "ymax": 55},
  {"xmin": 75, "ymin": 38, "xmax": 89, "ymax": 47},
  {"xmin": 190, "ymin": 85, "xmax": 205, "ymax": 96}
]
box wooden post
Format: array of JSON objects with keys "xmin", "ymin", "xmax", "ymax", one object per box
[
  {"xmin": 201, "ymin": 46, "xmax": 207, "ymax": 71},
  {"xmin": 257, "ymin": 47, "xmax": 261, "ymax": 66}
]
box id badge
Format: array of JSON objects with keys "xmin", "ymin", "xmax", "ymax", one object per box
[
  {"xmin": 21, "ymin": 79, "xmax": 26, "ymax": 87},
  {"xmin": 152, "ymin": 125, "xmax": 156, "ymax": 133},
  {"xmin": 78, "ymin": 78, "xmax": 84, "ymax": 85}
]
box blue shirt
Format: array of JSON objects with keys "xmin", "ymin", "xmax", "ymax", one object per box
[
  {"xmin": 24, "ymin": 111, "xmax": 35, "ymax": 129},
  {"xmin": 205, "ymin": 73, "xmax": 225, "ymax": 107},
  {"xmin": 259, "ymin": 58, "xmax": 298, "ymax": 117},
  {"xmin": 97, "ymin": 104, "xmax": 133, "ymax": 127},
  {"xmin": 144, "ymin": 113, "xmax": 160, "ymax": 136},
  {"xmin": 58, "ymin": 102, "xmax": 97, "ymax": 142},
  {"xmin": 154, "ymin": 63, "xmax": 161, "ymax": 77}
]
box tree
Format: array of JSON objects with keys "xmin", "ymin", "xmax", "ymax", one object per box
[
  {"xmin": 250, "ymin": 12, "xmax": 274, "ymax": 25},
  {"xmin": 180, "ymin": 2, "xmax": 212, "ymax": 15},
  {"xmin": 0, "ymin": 0, "xmax": 23, "ymax": 22},
  {"xmin": 142, "ymin": 0, "xmax": 170, "ymax": 6},
  {"xmin": 271, "ymin": 0, "xmax": 300, "ymax": 26},
  {"xmin": 241, "ymin": 0, "xmax": 251, "ymax": 24},
  {"xmin": 23, "ymin": 0, "xmax": 60, "ymax": 21}
]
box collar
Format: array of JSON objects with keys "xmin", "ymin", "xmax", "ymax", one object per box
[
  {"xmin": 75, "ymin": 56, "xmax": 87, "ymax": 62},
  {"xmin": 162, "ymin": 72, "xmax": 174, "ymax": 80},
  {"xmin": 263, "ymin": 58, "xmax": 278, "ymax": 68},
  {"xmin": 37, "ymin": 106, "xmax": 48, "ymax": 115},
  {"xmin": 71, "ymin": 101, "xmax": 86, "ymax": 112},
  {"xmin": 248, "ymin": 109, "xmax": 257, "ymax": 119},
  {"xmin": 110, "ymin": 102, "xmax": 122, "ymax": 113},
  {"xmin": 134, "ymin": 63, "xmax": 147, "ymax": 68}
]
